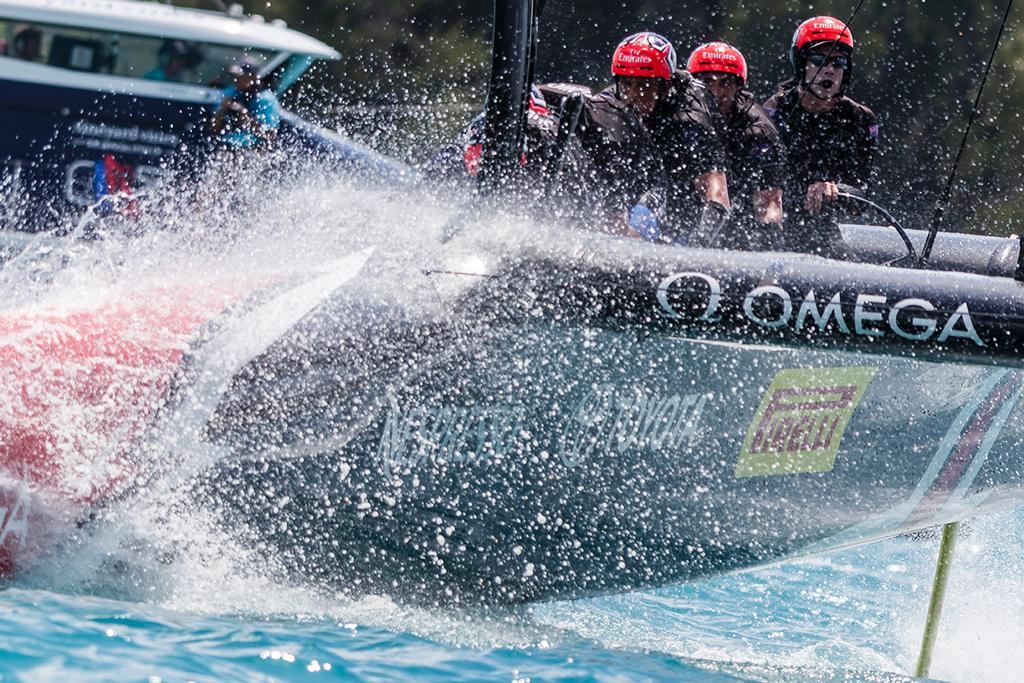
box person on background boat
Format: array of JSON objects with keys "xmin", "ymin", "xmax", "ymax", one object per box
[
  {"xmin": 593, "ymin": 32, "xmax": 731, "ymax": 246},
  {"xmin": 11, "ymin": 26, "xmax": 42, "ymax": 62},
  {"xmin": 144, "ymin": 40, "xmax": 202, "ymax": 82},
  {"xmin": 210, "ymin": 59, "xmax": 280, "ymax": 150},
  {"xmin": 686, "ymin": 42, "xmax": 785, "ymax": 251},
  {"xmin": 763, "ymin": 16, "xmax": 878, "ymax": 259}
]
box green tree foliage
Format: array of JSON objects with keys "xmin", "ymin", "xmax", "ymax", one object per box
[{"xmin": 182, "ymin": 0, "xmax": 1024, "ymax": 234}]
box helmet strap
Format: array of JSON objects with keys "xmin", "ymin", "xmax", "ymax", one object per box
[{"xmin": 726, "ymin": 89, "xmax": 743, "ymax": 117}]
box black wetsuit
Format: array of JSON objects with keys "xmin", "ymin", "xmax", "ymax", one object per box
[
  {"xmin": 642, "ymin": 71, "xmax": 727, "ymax": 242},
  {"xmin": 575, "ymin": 89, "xmax": 664, "ymax": 220},
  {"xmin": 764, "ymin": 83, "xmax": 878, "ymax": 258},
  {"xmin": 717, "ymin": 90, "xmax": 786, "ymax": 250}
]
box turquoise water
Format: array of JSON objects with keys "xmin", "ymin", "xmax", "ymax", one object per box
[{"xmin": 4, "ymin": 509, "xmax": 1023, "ymax": 682}]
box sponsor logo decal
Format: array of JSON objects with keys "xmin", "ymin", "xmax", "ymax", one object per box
[
  {"xmin": 65, "ymin": 158, "xmax": 166, "ymax": 206},
  {"xmin": 736, "ymin": 367, "xmax": 876, "ymax": 477},
  {"xmin": 617, "ymin": 53, "xmax": 654, "ymax": 64},
  {"xmin": 656, "ymin": 272, "xmax": 986, "ymax": 347},
  {"xmin": 377, "ymin": 385, "xmax": 708, "ymax": 471},
  {"xmin": 64, "ymin": 120, "xmax": 177, "ymax": 205},
  {"xmin": 71, "ymin": 120, "xmax": 180, "ymax": 151},
  {"xmin": 377, "ymin": 392, "xmax": 526, "ymax": 475},
  {"xmin": 701, "ymin": 51, "xmax": 738, "ymax": 62},
  {"xmin": 557, "ymin": 384, "xmax": 706, "ymax": 467}
]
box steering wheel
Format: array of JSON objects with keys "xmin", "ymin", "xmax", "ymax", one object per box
[{"xmin": 835, "ymin": 191, "xmax": 919, "ymax": 266}]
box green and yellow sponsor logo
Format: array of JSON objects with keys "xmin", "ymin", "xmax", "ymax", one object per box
[{"xmin": 736, "ymin": 366, "xmax": 877, "ymax": 477}]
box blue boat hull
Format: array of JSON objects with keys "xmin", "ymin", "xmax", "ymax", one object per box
[{"xmin": 0, "ymin": 77, "xmax": 407, "ymax": 228}]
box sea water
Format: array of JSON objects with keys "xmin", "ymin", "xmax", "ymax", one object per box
[
  {"xmin": 1, "ymin": 176, "xmax": 1023, "ymax": 683},
  {"xmin": 4, "ymin": 512, "xmax": 1024, "ymax": 682}
]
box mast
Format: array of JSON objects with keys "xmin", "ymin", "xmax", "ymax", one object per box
[{"xmin": 477, "ymin": 0, "xmax": 535, "ymax": 194}]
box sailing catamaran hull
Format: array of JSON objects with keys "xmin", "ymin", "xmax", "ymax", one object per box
[
  {"xmin": 3, "ymin": 0, "xmax": 1021, "ymax": 608},
  {"xmin": 0, "ymin": 276, "xmax": 274, "ymax": 578},
  {"xmin": 2, "ymin": 227, "xmax": 1023, "ymax": 603},
  {"xmin": 184, "ymin": 232, "xmax": 1024, "ymax": 604}
]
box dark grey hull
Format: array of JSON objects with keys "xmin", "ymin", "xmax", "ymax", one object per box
[{"xmin": 185, "ymin": 229, "xmax": 1024, "ymax": 605}]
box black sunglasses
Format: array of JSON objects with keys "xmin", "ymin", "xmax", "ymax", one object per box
[
  {"xmin": 696, "ymin": 73, "xmax": 740, "ymax": 86},
  {"xmin": 806, "ymin": 53, "xmax": 850, "ymax": 69}
]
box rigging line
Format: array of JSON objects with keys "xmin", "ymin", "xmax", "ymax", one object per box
[
  {"xmin": 782, "ymin": 0, "xmax": 868, "ymax": 128},
  {"xmin": 919, "ymin": 0, "xmax": 1016, "ymax": 265}
]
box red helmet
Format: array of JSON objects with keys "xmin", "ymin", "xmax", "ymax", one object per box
[
  {"xmin": 790, "ymin": 16, "xmax": 855, "ymax": 91},
  {"xmin": 790, "ymin": 16, "xmax": 854, "ymax": 67},
  {"xmin": 687, "ymin": 42, "xmax": 747, "ymax": 85},
  {"xmin": 611, "ymin": 32, "xmax": 677, "ymax": 80}
]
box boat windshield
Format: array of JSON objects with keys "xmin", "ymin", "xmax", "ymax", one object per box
[{"xmin": 0, "ymin": 18, "xmax": 277, "ymax": 89}]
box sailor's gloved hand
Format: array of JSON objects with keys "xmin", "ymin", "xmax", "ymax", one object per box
[
  {"xmin": 688, "ymin": 201, "xmax": 731, "ymax": 248},
  {"xmin": 629, "ymin": 204, "xmax": 661, "ymax": 242}
]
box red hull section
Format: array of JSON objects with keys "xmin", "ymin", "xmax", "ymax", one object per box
[{"xmin": 0, "ymin": 284, "xmax": 247, "ymax": 577}]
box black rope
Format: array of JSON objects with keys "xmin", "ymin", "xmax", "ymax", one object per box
[
  {"xmin": 783, "ymin": 0, "xmax": 869, "ymax": 128},
  {"xmin": 919, "ymin": 0, "xmax": 1016, "ymax": 265},
  {"xmin": 837, "ymin": 191, "xmax": 918, "ymax": 263}
]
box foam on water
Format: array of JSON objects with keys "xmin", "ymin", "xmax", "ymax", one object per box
[{"xmin": 897, "ymin": 512, "xmax": 1024, "ymax": 683}]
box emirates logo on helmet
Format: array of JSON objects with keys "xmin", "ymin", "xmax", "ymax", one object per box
[
  {"xmin": 611, "ymin": 31, "xmax": 677, "ymax": 80},
  {"xmin": 794, "ymin": 15, "xmax": 854, "ymax": 50},
  {"xmin": 618, "ymin": 53, "xmax": 654, "ymax": 64},
  {"xmin": 687, "ymin": 42, "xmax": 747, "ymax": 84}
]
